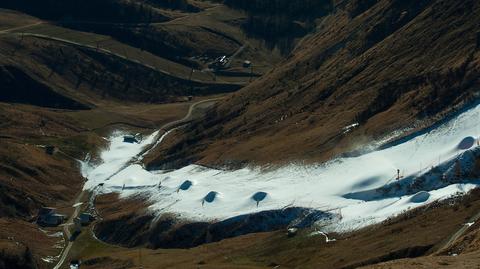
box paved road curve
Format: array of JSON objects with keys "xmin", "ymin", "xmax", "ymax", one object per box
[
  {"xmin": 52, "ymin": 97, "xmax": 222, "ymax": 269},
  {"xmin": 105, "ymin": 97, "xmax": 223, "ymax": 181}
]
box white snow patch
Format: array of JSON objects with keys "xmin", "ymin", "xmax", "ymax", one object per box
[
  {"xmin": 82, "ymin": 130, "xmax": 159, "ymax": 189},
  {"xmin": 82, "ymin": 103, "xmax": 480, "ymax": 232}
]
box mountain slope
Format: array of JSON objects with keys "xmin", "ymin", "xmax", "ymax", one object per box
[{"xmin": 147, "ymin": 0, "xmax": 480, "ymax": 168}]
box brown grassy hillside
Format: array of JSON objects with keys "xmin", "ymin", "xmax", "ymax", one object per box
[
  {"xmin": 68, "ymin": 188, "xmax": 480, "ymax": 269},
  {"xmin": 0, "ymin": 34, "xmax": 239, "ymax": 106},
  {"xmin": 0, "ymin": 0, "xmax": 279, "ymax": 70},
  {"xmin": 0, "ymin": 8, "xmax": 237, "ymax": 267},
  {"xmin": 148, "ymin": 0, "xmax": 480, "ymax": 168}
]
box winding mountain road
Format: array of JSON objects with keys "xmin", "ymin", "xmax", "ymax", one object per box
[
  {"xmin": 52, "ymin": 97, "xmax": 222, "ymax": 269},
  {"xmin": 105, "ymin": 97, "xmax": 222, "ymax": 181},
  {"xmin": 9, "ymin": 31, "xmax": 246, "ymax": 86}
]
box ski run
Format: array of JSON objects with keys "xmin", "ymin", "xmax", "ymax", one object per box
[{"xmin": 82, "ymin": 102, "xmax": 480, "ymax": 232}]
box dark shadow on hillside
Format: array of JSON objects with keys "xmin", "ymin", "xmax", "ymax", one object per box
[
  {"xmin": 95, "ymin": 207, "xmax": 335, "ymax": 249},
  {"xmin": 0, "ymin": 65, "xmax": 89, "ymax": 110}
]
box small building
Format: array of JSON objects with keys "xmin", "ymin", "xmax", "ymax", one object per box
[
  {"xmin": 79, "ymin": 213, "xmax": 95, "ymax": 226},
  {"xmin": 181, "ymin": 96, "xmax": 194, "ymax": 102},
  {"xmin": 209, "ymin": 55, "xmax": 229, "ymax": 70},
  {"xmin": 218, "ymin": 55, "xmax": 228, "ymax": 65},
  {"xmin": 123, "ymin": 135, "xmax": 139, "ymax": 143},
  {"xmin": 45, "ymin": 145, "xmax": 56, "ymax": 155},
  {"xmin": 44, "ymin": 214, "xmax": 66, "ymax": 226},
  {"xmin": 287, "ymin": 227, "xmax": 298, "ymax": 238},
  {"xmin": 37, "ymin": 207, "xmax": 66, "ymax": 226}
]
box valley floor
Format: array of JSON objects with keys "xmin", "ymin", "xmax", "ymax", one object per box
[
  {"xmin": 83, "ymin": 102, "xmax": 480, "ymax": 233},
  {"xmin": 68, "ymin": 99, "xmax": 480, "ymax": 269}
]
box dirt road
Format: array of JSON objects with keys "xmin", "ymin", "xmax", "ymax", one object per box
[
  {"xmin": 52, "ymin": 97, "xmax": 222, "ymax": 268},
  {"xmin": 10, "ymin": 31, "xmax": 246, "ymax": 86},
  {"xmin": 105, "ymin": 97, "xmax": 222, "ymax": 181},
  {"xmin": 53, "ymin": 191, "xmax": 84, "ymax": 269}
]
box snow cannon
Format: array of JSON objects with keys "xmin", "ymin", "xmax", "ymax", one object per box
[
  {"xmin": 457, "ymin": 136, "xmax": 476, "ymax": 150},
  {"xmin": 251, "ymin": 191, "xmax": 268, "ymax": 207}
]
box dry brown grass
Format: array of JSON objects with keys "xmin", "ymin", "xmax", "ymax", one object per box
[
  {"xmin": 0, "ymin": 5, "xmax": 259, "ymax": 268},
  {"xmin": 0, "ymin": 8, "xmax": 39, "ymax": 31},
  {"xmin": 69, "ymin": 188, "xmax": 480, "ymax": 269},
  {"xmin": 151, "ymin": 0, "xmax": 480, "ymax": 168},
  {"xmin": 6, "ymin": 4, "xmax": 279, "ymax": 85}
]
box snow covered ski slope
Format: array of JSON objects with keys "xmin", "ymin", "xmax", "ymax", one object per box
[{"xmin": 82, "ymin": 102, "xmax": 480, "ymax": 232}]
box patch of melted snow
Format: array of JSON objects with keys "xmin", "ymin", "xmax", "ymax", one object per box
[{"xmin": 82, "ymin": 103, "xmax": 480, "ymax": 232}]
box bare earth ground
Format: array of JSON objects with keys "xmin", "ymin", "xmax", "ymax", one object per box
[
  {"xmin": 0, "ymin": 7, "xmax": 246, "ymax": 267},
  {"xmin": 2, "ymin": 1, "xmax": 480, "ymax": 269}
]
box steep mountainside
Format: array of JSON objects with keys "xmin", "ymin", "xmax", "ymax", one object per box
[
  {"xmin": 0, "ymin": 6, "xmax": 247, "ymax": 267},
  {"xmin": 148, "ymin": 0, "xmax": 480, "ymax": 168},
  {"xmin": 0, "ymin": 34, "xmax": 236, "ymax": 106},
  {"xmin": 0, "ymin": 0, "xmax": 168, "ymax": 23},
  {"xmin": 1, "ymin": 1, "xmax": 480, "ymax": 268}
]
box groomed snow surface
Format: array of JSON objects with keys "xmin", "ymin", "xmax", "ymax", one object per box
[{"xmin": 82, "ymin": 103, "xmax": 480, "ymax": 232}]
